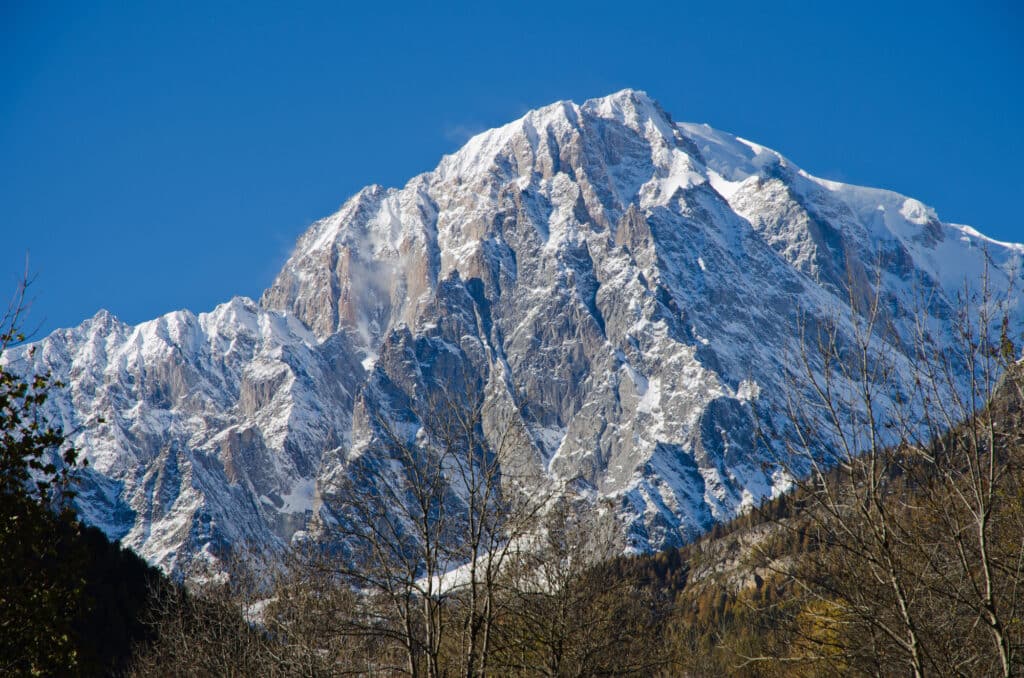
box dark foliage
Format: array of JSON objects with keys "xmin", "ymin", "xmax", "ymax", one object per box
[
  {"xmin": 74, "ymin": 526, "xmax": 168, "ymax": 676},
  {"xmin": 0, "ymin": 279, "xmax": 167, "ymax": 676}
]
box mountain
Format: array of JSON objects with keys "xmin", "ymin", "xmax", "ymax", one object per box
[{"xmin": 8, "ymin": 90, "xmax": 1023, "ymax": 574}]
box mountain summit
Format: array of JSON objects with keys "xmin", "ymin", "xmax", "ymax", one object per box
[{"xmin": 11, "ymin": 90, "xmax": 1023, "ymax": 573}]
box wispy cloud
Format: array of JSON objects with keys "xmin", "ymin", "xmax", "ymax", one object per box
[{"xmin": 442, "ymin": 122, "xmax": 487, "ymax": 145}]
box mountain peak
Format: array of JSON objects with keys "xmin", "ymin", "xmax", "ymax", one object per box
[
  {"xmin": 584, "ymin": 87, "xmax": 658, "ymax": 115},
  {"xmin": 583, "ymin": 88, "xmax": 676, "ymax": 138},
  {"xmin": 21, "ymin": 91, "xmax": 1024, "ymax": 574}
]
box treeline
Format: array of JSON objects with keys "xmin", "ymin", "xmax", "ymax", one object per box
[
  {"xmin": 129, "ymin": 508, "xmax": 680, "ymax": 677},
  {"xmin": 6, "ymin": 279, "xmax": 1024, "ymax": 676},
  {"xmin": 122, "ymin": 415, "xmax": 1023, "ymax": 678}
]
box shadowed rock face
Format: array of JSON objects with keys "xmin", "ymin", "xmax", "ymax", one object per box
[{"xmin": 9, "ymin": 90, "xmax": 1024, "ymax": 574}]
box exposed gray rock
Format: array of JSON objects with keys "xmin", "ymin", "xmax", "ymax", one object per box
[{"xmin": 8, "ymin": 90, "xmax": 1023, "ymax": 574}]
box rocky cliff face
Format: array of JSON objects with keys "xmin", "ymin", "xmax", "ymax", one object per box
[{"xmin": 9, "ymin": 90, "xmax": 1023, "ymax": 574}]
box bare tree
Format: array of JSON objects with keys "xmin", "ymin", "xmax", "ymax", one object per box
[
  {"xmin": 306, "ymin": 380, "xmax": 551, "ymax": 678},
  {"xmin": 747, "ymin": 267, "xmax": 1024, "ymax": 676},
  {"xmin": 128, "ymin": 555, "xmax": 284, "ymax": 677},
  {"xmin": 494, "ymin": 495, "xmax": 673, "ymax": 677}
]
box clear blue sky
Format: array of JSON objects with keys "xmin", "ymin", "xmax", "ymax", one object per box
[{"xmin": 2, "ymin": 1, "xmax": 1021, "ymax": 335}]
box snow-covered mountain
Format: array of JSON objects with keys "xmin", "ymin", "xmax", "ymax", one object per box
[{"xmin": 9, "ymin": 90, "xmax": 1023, "ymax": 574}]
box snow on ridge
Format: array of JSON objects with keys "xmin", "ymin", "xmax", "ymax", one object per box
[
  {"xmin": 676, "ymin": 118, "xmax": 1023, "ymax": 297},
  {"xmin": 19, "ymin": 89, "xmax": 1024, "ymax": 573},
  {"xmin": 953, "ymin": 223, "xmax": 1024, "ymax": 255}
]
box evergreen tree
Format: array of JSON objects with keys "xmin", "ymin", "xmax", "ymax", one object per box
[{"xmin": 0, "ymin": 279, "xmax": 90, "ymax": 675}]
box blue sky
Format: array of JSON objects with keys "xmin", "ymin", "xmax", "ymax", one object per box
[{"xmin": 2, "ymin": 1, "xmax": 1021, "ymax": 335}]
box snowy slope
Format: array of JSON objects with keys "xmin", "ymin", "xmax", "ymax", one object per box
[{"xmin": 9, "ymin": 90, "xmax": 1023, "ymax": 573}]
